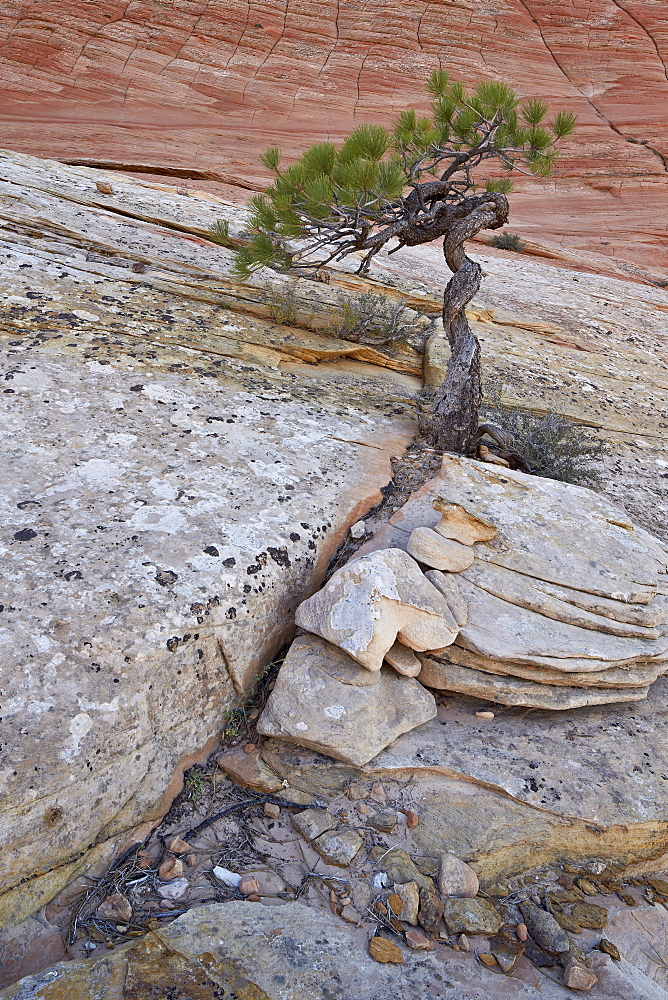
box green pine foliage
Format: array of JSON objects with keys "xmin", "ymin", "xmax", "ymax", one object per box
[{"xmin": 232, "ymin": 73, "xmax": 576, "ymax": 279}]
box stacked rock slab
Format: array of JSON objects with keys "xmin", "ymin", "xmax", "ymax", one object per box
[
  {"xmin": 260, "ymin": 456, "xmax": 668, "ymax": 763},
  {"xmin": 418, "ymin": 457, "xmax": 668, "ymax": 709}
]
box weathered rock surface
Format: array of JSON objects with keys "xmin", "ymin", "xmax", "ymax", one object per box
[
  {"xmin": 295, "ymin": 548, "xmax": 459, "ymax": 669},
  {"xmin": 406, "ymin": 527, "xmax": 475, "ymax": 573},
  {"xmin": 260, "ymin": 673, "xmax": 668, "ymax": 880},
  {"xmin": 2, "ymin": 1, "xmax": 668, "ymax": 278},
  {"xmin": 441, "ymin": 897, "xmax": 502, "ymax": 936},
  {"xmin": 4, "ymin": 900, "xmax": 667, "ymax": 1000},
  {"xmin": 257, "ymin": 634, "xmax": 437, "ymax": 766},
  {"xmin": 0, "ymin": 150, "xmax": 419, "ymax": 927},
  {"xmin": 438, "ymin": 854, "xmax": 479, "ymax": 898},
  {"xmin": 383, "ymin": 641, "xmax": 421, "ymax": 677}
]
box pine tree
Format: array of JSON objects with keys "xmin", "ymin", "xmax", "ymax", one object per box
[{"xmin": 232, "ymin": 73, "xmax": 576, "ymax": 452}]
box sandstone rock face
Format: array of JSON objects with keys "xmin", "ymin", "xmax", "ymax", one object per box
[
  {"xmin": 406, "ymin": 527, "xmax": 475, "ymax": 573},
  {"xmin": 257, "ymin": 634, "xmax": 437, "ymax": 766},
  {"xmin": 295, "ymin": 548, "xmax": 459, "ymax": 670},
  {"xmin": 6, "ymin": 900, "xmax": 664, "ymax": 1000},
  {"xmin": 0, "ymin": 150, "xmax": 419, "ymax": 927},
  {"xmin": 1, "ymin": 2, "xmax": 668, "ymax": 277}
]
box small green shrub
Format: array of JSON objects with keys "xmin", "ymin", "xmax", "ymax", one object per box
[
  {"xmin": 329, "ymin": 291, "xmax": 425, "ymax": 345},
  {"xmin": 264, "ymin": 281, "xmax": 300, "ymax": 326},
  {"xmin": 492, "ymin": 231, "xmax": 526, "ymax": 252},
  {"xmin": 209, "ymin": 219, "xmax": 232, "ymax": 246},
  {"xmin": 183, "ymin": 769, "xmax": 208, "ymax": 806},
  {"xmin": 481, "ymin": 400, "xmax": 607, "ymax": 487}
]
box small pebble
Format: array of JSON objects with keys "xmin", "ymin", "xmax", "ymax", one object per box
[
  {"xmin": 404, "ymin": 809, "xmax": 419, "ymax": 829},
  {"xmin": 239, "ymin": 877, "xmax": 260, "ymax": 896},
  {"xmin": 264, "ymin": 803, "xmax": 280, "ymax": 819},
  {"xmin": 248, "ymin": 708, "xmax": 260, "ymax": 721},
  {"xmin": 475, "ymin": 711, "xmax": 495, "ymax": 720},
  {"xmin": 516, "ymin": 922, "xmax": 528, "ymax": 942},
  {"xmin": 247, "ymin": 894, "xmax": 261, "ymax": 902},
  {"xmin": 158, "ymin": 857, "xmax": 183, "ymax": 880},
  {"xmin": 405, "ymin": 928, "xmax": 433, "ymax": 950},
  {"xmin": 357, "ymin": 802, "xmax": 369, "ymax": 816},
  {"xmin": 243, "ymin": 743, "xmax": 256, "ymax": 754},
  {"xmin": 369, "ymin": 936, "xmax": 403, "ymax": 964},
  {"xmin": 388, "ymin": 893, "xmax": 404, "ymax": 916},
  {"xmin": 458, "ymin": 933, "xmax": 470, "ymax": 952},
  {"xmin": 185, "ymin": 854, "xmax": 197, "ymax": 867},
  {"xmin": 369, "ymin": 782, "xmax": 387, "ymax": 804},
  {"xmin": 599, "ymin": 938, "xmax": 620, "ymax": 961},
  {"xmin": 95, "ymin": 180, "xmax": 113, "ymax": 194},
  {"xmin": 168, "ymin": 836, "xmax": 191, "ymax": 854},
  {"xmin": 479, "ymin": 953, "xmax": 497, "ymax": 967}
]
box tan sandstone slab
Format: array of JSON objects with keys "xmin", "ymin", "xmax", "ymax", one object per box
[
  {"xmin": 418, "ymin": 658, "xmax": 651, "ymax": 709},
  {"xmin": 406, "ymin": 527, "xmax": 475, "ymax": 572},
  {"xmin": 257, "ymin": 634, "xmax": 437, "ymax": 766}
]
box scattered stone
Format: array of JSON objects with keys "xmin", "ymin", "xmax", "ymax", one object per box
[
  {"xmin": 213, "ymin": 866, "xmax": 242, "ymax": 888},
  {"xmin": 248, "ymin": 708, "xmax": 260, "ymax": 721},
  {"xmin": 350, "ymin": 520, "xmax": 366, "ymax": 539},
  {"xmin": 158, "ymin": 858, "xmax": 184, "ymax": 880},
  {"xmin": 257, "ymin": 634, "xmax": 437, "ymax": 766},
  {"xmin": 563, "ymin": 958, "xmax": 598, "ymax": 991},
  {"xmin": 519, "ymin": 903, "xmax": 569, "ymax": 954},
  {"xmin": 384, "ymin": 641, "xmax": 421, "ymax": 677},
  {"xmin": 489, "ymin": 930, "xmax": 525, "ymax": 972},
  {"xmin": 551, "ymin": 908, "xmax": 582, "ymax": 934},
  {"xmin": 442, "ymin": 898, "xmax": 502, "ymax": 936},
  {"xmin": 295, "ymin": 548, "xmax": 460, "ymax": 669},
  {"xmin": 371, "ymin": 872, "xmax": 389, "ymax": 890},
  {"xmin": 246, "ymin": 894, "xmax": 261, "ymax": 903},
  {"xmin": 484, "ymin": 882, "xmax": 510, "ymax": 897},
  {"xmin": 517, "ymin": 922, "xmax": 528, "ymax": 942},
  {"xmin": 239, "ymin": 877, "xmax": 260, "ymax": 896},
  {"xmin": 369, "ymin": 783, "xmax": 387, "ymax": 804},
  {"xmin": 312, "ymin": 829, "xmax": 364, "ymax": 867},
  {"xmin": 217, "ymin": 747, "xmax": 284, "ymax": 793},
  {"xmin": 357, "ymin": 802, "xmax": 369, "ymax": 816},
  {"xmin": 618, "ymin": 892, "xmax": 639, "ymax": 907},
  {"xmin": 369, "ymin": 936, "xmax": 404, "ymax": 964},
  {"xmin": 646, "ymin": 877, "xmax": 668, "ymax": 895},
  {"xmin": 263, "ymin": 802, "xmax": 280, "ymax": 819},
  {"xmin": 475, "ymin": 710, "xmax": 495, "ymax": 719},
  {"xmin": 370, "ymin": 848, "xmax": 432, "ymax": 892},
  {"xmin": 185, "ymin": 854, "xmax": 197, "ymax": 867},
  {"xmin": 405, "ymin": 928, "xmax": 433, "ymax": 950},
  {"xmin": 368, "ymin": 811, "xmax": 397, "ymax": 832},
  {"xmin": 404, "ymin": 809, "xmax": 419, "ymax": 829},
  {"xmin": 392, "ymin": 881, "xmax": 419, "ymax": 925},
  {"xmin": 438, "ymin": 854, "xmax": 479, "ymax": 898},
  {"xmin": 97, "ymin": 893, "xmax": 132, "ymax": 922},
  {"xmin": 599, "ymin": 938, "xmax": 621, "ymax": 961},
  {"xmin": 387, "ymin": 893, "xmax": 403, "ymax": 915},
  {"xmin": 406, "ymin": 526, "xmax": 475, "ymax": 573},
  {"xmin": 157, "ymin": 878, "xmax": 189, "ymax": 900},
  {"xmin": 418, "ymin": 888, "xmax": 444, "ymax": 936},
  {"xmin": 167, "ymin": 836, "xmax": 191, "ymax": 854},
  {"xmin": 292, "ymin": 808, "xmax": 338, "ymax": 842},
  {"xmin": 479, "ymin": 953, "xmax": 497, "ymax": 967},
  {"xmin": 243, "ymin": 743, "xmax": 256, "ymax": 754},
  {"xmin": 458, "ymin": 933, "xmax": 469, "ymax": 951},
  {"xmin": 431, "ymin": 498, "xmax": 497, "ymax": 546},
  {"xmin": 576, "ymin": 878, "xmax": 600, "ymax": 896},
  {"xmin": 346, "ymin": 783, "xmax": 368, "ymax": 800},
  {"xmin": 571, "ymin": 901, "xmax": 608, "ymax": 929},
  {"xmin": 95, "ymin": 180, "xmax": 113, "ymax": 194}
]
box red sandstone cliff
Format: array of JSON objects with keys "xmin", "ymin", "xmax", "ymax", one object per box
[{"xmin": 0, "ymin": 1, "xmax": 666, "ymax": 276}]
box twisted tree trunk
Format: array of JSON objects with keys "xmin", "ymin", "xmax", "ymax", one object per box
[{"xmin": 422, "ymin": 195, "xmax": 508, "ymax": 453}]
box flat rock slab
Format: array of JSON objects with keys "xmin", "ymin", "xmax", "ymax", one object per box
[
  {"xmin": 5, "ymin": 900, "xmax": 665, "ymax": 1000},
  {"xmin": 260, "ymin": 676, "xmax": 668, "ymax": 879},
  {"xmin": 0, "ymin": 151, "xmax": 417, "ymax": 925}
]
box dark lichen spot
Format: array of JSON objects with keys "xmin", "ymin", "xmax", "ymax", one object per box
[
  {"xmin": 289, "ymin": 532, "xmax": 300, "ymax": 542},
  {"xmin": 204, "ymin": 545, "xmax": 220, "ymax": 557},
  {"xmin": 268, "ymin": 546, "xmax": 290, "ymax": 568},
  {"xmin": 225, "ymin": 608, "xmax": 237, "ymax": 619},
  {"xmin": 64, "ymin": 570, "xmax": 83, "ymax": 581},
  {"xmin": 14, "ymin": 528, "xmax": 37, "ymax": 541},
  {"xmin": 222, "ymin": 557, "xmax": 236, "ymax": 568},
  {"xmin": 166, "ymin": 637, "xmax": 180, "ymax": 652},
  {"xmin": 156, "ymin": 569, "xmax": 178, "ymax": 587}
]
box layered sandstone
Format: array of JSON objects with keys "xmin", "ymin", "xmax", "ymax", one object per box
[{"xmin": 0, "ymin": 1, "xmax": 667, "ymax": 277}]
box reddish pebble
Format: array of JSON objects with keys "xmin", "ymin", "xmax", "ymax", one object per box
[
  {"xmin": 404, "ymin": 809, "xmax": 419, "ymax": 829},
  {"xmin": 405, "ymin": 928, "xmax": 433, "ymax": 950},
  {"xmin": 185, "ymin": 854, "xmax": 197, "ymax": 867},
  {"xmin": 516, "ymin": 922, "xmax": 528, "ymax": 942},
  {"xmin": 248, "ymin": 708, "xmax": 260, "ymax": 721},
  {"xmin": 264, "ymin": 802, "xmax": 280, "ymax": 819},
  {"xmin": 243, "ymin": 743, "xmax": 256, "ymax": 754},
  {"xmin": 239, "ymin": 877, "xmax": 260, "ymax": 895},
  {"xmin": 247, "ymin": 894, "xmax": 261, "ymax": 902}
]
